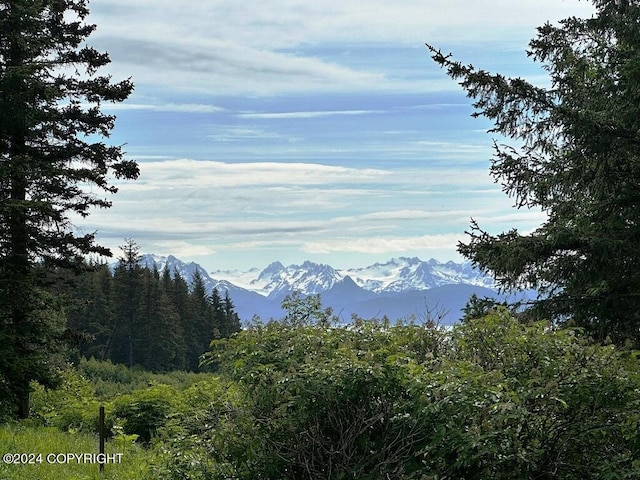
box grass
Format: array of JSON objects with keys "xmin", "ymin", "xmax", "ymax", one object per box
[
  {"xmin": 78, "ymin": 357, "xmax": 214, "ymax": 399},
  {"xmin": 0, "ymin": 423, "xmax": 158, "ymax": 480}
]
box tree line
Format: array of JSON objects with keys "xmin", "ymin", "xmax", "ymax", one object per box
[{"xmin": 48, "ymin": 240, "xmax": 241, "ymax": 373}]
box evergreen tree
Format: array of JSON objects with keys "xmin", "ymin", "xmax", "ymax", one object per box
[
  {"xmin": 46, "ymin": 254, "xmax": 242, "ymax": 372},
  {"xmin": 109, "ymin": 239, "xmax": 142, "ymax": 367},
  {"xmin": 0, "ymin": 0, "xmax": 137, "ymax": 417},
  {"xmin": 209, "ymin": 286, "xmax": 223, "ymax": 337},
  {"xmin": 137, "ymin": 266, "xmax": 185, "ymax": 371},
  {"xmin": 65, "ymin": 261, "xmax": 113, "ymax": 360},
  {"xmin": 428, "ymin": 0, "xmax": 640, "ymax": 345},
  {"xmin": 187, "ymin": 268, "xmax": 216, "ymax": 370},
  {"xmin": 221, "ymin": 290, "xmax": 241, "ymax": 337},
  {"xmin": 170, "ymin": 268, "xmax": 194, "ymax": 367}
]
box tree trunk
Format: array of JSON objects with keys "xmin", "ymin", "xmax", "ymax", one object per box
[{"xmin": 17, "ymin": 388, "xmax": 30, "ymax": 419}]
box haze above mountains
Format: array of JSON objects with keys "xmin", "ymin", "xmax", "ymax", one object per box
[{"xmin": 139, "ymin": 254, "xmax": 534, "ymax": 325}]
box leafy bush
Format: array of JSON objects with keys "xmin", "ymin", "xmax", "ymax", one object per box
[
  {"xmin": 111, "ymin": 384, "xmax": 179, "ymax": 444},
  {"xmin": 151, "ymin": 378, "xmax": 250, "ymax": 480},
  {"xmin": 29, "ymin": 366, "xmax": 101, "ymax": 433},
  {"xmin": 170, "ymin": 321, "xmax": 449, "ymax": 479},
  {"xmin": 165, "ymin": 312, "xmax": 640, "ymax": 480},
  {"xmin": 428, "ymin": 310, "xmax": 640, "ymax": 479}
]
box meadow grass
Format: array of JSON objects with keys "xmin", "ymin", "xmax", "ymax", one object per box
[{"xmin": 0, "ymin": 423, "xmax": 158, "ymax": 480}]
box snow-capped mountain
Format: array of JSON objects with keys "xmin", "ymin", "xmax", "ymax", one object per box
[
  {"xmin": 212, "ymin": 256, "xmax": 495, "ymax": 298},
  {"xmin": 138, "ymin": 253, "xmax": 251, "ymax": 298},
  {"xmin": 140, "ymin": 254, "xmax": 204, "ymax": 281},
  {"xmin": 132, "ymin": 254, "xmax": 532, "ymax": 325},
  {"xmin": 343, "ymin": 257, "xmax": 495, "ymax": 293},
  {"xmin": 250, "ymin": 261, "xmax": 344, "ymax": 300}
]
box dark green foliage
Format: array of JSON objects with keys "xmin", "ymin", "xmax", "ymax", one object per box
[
  {"xmin": 60, "ymin": 250, "xmax": 241, "ymax": 372},
  {"xmin": 28, "ymin": 359, "xmax": 214, "ymax": 439},
  {"xmin": 0, "ymin": 289, "xmax": 70, "ymax": 419},
  {"xmin": 0, "ymin": 0, "xmax": 138, "ymax": 418},
  {"xmin": 29, "ymin": 366, "xmax": 100, "ymax": 433},
  {"xmin": 433, "ymin": 312, "xmax": 640, "ymax": 479},
  {"xmin": 198, "ymin": 320, "xmax": 447, "ymax": 480},
  {"xmin": 76, "ymin": 357, "xmax": 210, "ymax": 398},
  {"xmin": 186, "ymin": 268, "xmax": 216, "ymax": 370},
  {"xmin": 428, "ymin": 0, "xmax": 640, "ymax": 346},
  {"xmin": 112, "ymin": 384, "xmax": 178, "ymax": 444},
  {"xmin": 176, "ymin": 312, "xmax": 640, "ymax": 480},
  {"xmin": 218, "ymin": 289, "xmax": 241, "ymax": 338},
  {"xmin": 461, "ymin": 293, "xmax": 512, "ymax": 322},
  {"xmin": 280, "ymin": 290, "xmax": 336, "ymax": 327}
]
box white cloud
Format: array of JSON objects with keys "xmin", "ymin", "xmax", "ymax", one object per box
[
  {"xmin": 74, "ymin": 158, "xmax": 542, "ymax": 270},
  {"xmin": 206, "ymin": 126, "xmax": 300, "ymax": 142},
  {"xmin": 474, "ymin": 211, "xmax": 548, "ymax": 227},
  {"xmin": 94, "ymin": 36, "xmax": 386, "ymax": 95},
  {"xmin": 103, "ymin": 102, "xmax": 225, "ymax": 113},
  {"xmin": 69, "ymin": 0, "xmax": 585, "ymax": 268},
  {"xmin": 124, "ymin": 159, "xmax": 392, "ymax": 189},
  {"xmin": 92, "ymin": 0, "xmax": 594, "ymax": 48},
  {"xmin": 151, "ymin": 241, "xmax": 218, "ymax": 258},
  {"xmin": 237, "ymin": 110, "xmax": 382, "ymax": 119},
  {"xmin": 303, "ymin": 234, "xmax": 466, "ymax": 254},
  {"xmin": 88, "ymin": 0, "xmax": 594, "ymax": 96}
]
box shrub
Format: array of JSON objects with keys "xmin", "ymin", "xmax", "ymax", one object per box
[
  {"xmin": 29, "ymin": 366, "xmax": 101, "ymax": 433},
  {"xmin": 426, "ymin": 310, "xmax": 640, "ymax": 479},
  {"xmin": 111, "ymin": 384, "xmax": 179, "ymax": 444},
  {"xmin": 78, "ymin": 357, "xmax": 212, "ymax": 398},
  {"xmin": 177, "ymin": 313, "xmax": 640, "ymax": 480}
]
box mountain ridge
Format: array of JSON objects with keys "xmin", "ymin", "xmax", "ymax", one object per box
[
  {"xmin": 210, "ymin": 255, "xmax": 496, "ymax": 298},
  {"xmin": 136, "ymin": 254, "xmax": 533, "ymax": 324}
]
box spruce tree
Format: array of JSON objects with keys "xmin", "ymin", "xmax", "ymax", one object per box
[
  {"xmin": 109, "ymin": 239, "xmax": 142, "ymax": 367},
  {"xmin": 221, "ymin": 290, "xmax": 241, "ymax": 337},
  {"xmin": 188, "ymin": 268, "xmax": 215, "ymax": 370},
  {"xmin": 0, "ymin": 0, "xmax": 137, "ymax": 417},
  {"xmin": 427, "ymin": 0, "xmax": 640, "ymax": 345}
]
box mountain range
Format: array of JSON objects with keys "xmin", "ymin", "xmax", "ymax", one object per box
[{"xmin": 139, "ymin": 254, "xmax": 536, "ymax": 325}]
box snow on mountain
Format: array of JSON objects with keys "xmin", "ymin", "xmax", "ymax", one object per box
[
  {"xmin": 343, "ymin": 256, "xmax": 495, "ymax": 293},
  {"xmin": 139, "ymin": 253, "xmax": 206, "ymax": 282},
  {"xmin": 213, "ymin": 260, "xmax": 345, "ymax": 300},
  {"xmin": 211, "ymin": 256, "xmax": 495, "ymax": 298},
  {"xmin": 136, "ymin": 253, "xmax": 495, "ymax": 299},
  {"xmin": 129, "ymin": 254, "xmax": 509, "ymax": 324}
]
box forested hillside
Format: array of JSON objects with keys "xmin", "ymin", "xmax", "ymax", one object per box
[{"xmin": 46, "ymin": 241, "xmax": 241, "ymax": 372}]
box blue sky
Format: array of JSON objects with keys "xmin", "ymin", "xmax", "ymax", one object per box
[{"xmin": 76, "ymin": 0, "xmax": 595, "ymax": 271}]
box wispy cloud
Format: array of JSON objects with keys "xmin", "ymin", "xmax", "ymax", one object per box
[
  {"xmin": 75, "ymin": 157, "xmax": 541, "ymax": 266},
  {"xmin": 206, "ymin": 126, "xmax": 300, "ymax": 143},
  {"xmin": 92, "ymin": 0, "xmax": 594, "ymax": 48},
  {"xmin": 237, "ymin": 110, "xmax": 383, "ymax": 119},
  {"xmin": 128, "ymin": 159, "xmax": 392, "ymax": 188},
  {"xmin": 95, "ymin": 36, "xmax": 386, "ymax": 95},
  {"xmin": 303, "ymin": 234, "xmax": 466, "ymax": 254},
  {"xmin": 103, "ymin": 102, "xmax": 225, "ymax": 113},
  {"xmin": 90, "ymin": 1, "xmax": 594, "ymax": 96}
]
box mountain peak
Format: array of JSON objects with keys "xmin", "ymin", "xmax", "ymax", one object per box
[
  {"xmin": 398, "ymin": 256, "xmax": 422, "ymax": 264},
  {"xmin": 119, "ymin": 253, "xmax": 512, "ymax": 325},
  {"xmin": 133, "ymin": 254, "xmax": 495, "ymax": 298},
  {"xmin": 258, "ymin": 261, "xmax": 285, "ymax": 281}
]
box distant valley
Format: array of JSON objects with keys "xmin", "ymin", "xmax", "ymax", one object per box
[{"xmin": 139, "ymin": 254, "xmax": 536, "ymax": 325}]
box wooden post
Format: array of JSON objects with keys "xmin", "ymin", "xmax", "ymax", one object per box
[{"xmin": 99, "ymin": 405, "xmax": 105, "ymax": 472}]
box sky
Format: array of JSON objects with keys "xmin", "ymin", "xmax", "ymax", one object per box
[{"xmin": 74, "ymin": 0, "xmax": 596, "ymax": 271}]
